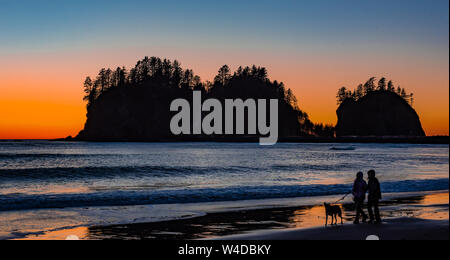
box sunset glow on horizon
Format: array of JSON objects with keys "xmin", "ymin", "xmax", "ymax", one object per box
[{"xmin": 1, "ymin": 0, "xmax": 448, "ymax": 139}]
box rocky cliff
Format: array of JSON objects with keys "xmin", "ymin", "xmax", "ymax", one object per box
[
  {"xmin": 76, "ymin": 78, "xmax": 306, "ymax": 141},
  {"xmin": 336, "ymin": 91, "xmax": 425, "ymax": 137},
  {"xmin": 75, "ymin": 58, "xmax": 333, "ymax": 141}
]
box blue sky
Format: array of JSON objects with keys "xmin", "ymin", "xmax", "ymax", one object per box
[{"xmin": 1, "ymin": 0, "xmax": 448, "ymax": 52}]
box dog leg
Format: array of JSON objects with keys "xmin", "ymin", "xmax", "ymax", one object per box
[{"xmin": 325, "ymin": 215, "xmax": 328, "ymax": 226}]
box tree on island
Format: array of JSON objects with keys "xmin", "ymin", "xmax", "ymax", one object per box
[{"xmin": 336, "ymin": 77, "xmax": 414, "ymax": 106}]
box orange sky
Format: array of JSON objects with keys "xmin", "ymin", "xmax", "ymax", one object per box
[
  {"xmin": 0, "ymin": 46, "xmax": 448, "ymax": 139},
  {"xmin": 1, "ymin": 0, "xmax": 448, "ymax": 139}
]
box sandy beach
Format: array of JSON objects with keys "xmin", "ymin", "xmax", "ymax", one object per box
[
  {"xmin": 215, "ymin": 218, "xmax": 449, "ymax": 240},
  {"xmin": 214, "ymin": 192, "xmax": 449, "ymax": 240},
  {"xmin": 18, "ymin": 191, "xmax": 448, "ymax": 240}
]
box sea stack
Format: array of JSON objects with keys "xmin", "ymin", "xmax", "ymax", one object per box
[{"xmin": 336, "ymin": 91, "xmax": 425, "ymax": 137}]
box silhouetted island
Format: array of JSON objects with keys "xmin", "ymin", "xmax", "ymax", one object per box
[
  {"xmin": 69, "ymin": 59, "xmax": 443, "ymax": 143},
  {"xmin": 335, "ymin": 78, "xmax": 425, "ymax": 137},
  {"xmin": 75, "ymin": 57, "xmax": 334, "ymax": 141}
]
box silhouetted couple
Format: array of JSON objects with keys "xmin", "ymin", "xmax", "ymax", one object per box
[{"xmin": 352, "ymin": 170, "xmax": 382, "ymax": 224}]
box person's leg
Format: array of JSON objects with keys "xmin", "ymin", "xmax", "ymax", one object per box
[
  {"xmin": 374, "ymin": 200, "xmax": 381, "ymax": 223},
  {"xmin": 367, "ymin": 199, "xmax": 374, "ymax": 222},
  {"xmin": 354, "ymin": 199, "xmax": 361, "ymax": 224},
  {"xmin": 353, "ymin": 199, "xmax": 360, "ymax": 224},
  {"xmin": 361, "ymin": 203, "xmax": 368, "ymax": 222}
]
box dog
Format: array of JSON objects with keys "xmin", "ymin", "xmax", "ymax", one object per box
[{"xmin": 324, "ymin": 203, "xmax": 343, "ymax": 226}]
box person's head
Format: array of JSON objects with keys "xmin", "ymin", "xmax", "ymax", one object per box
[
  {"xmin": 368, "ymin": 170, "xmax": 376, "ymax": 178},
  {"xmin": 356, "ymin": 172, "xmax": 364, "ymax": 180}
]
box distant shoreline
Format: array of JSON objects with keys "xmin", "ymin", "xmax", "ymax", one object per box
[
  {"xmin": 0, "ymin": 136, "xmax": 447, "ymax": 144},
  {"xmin": 48, "ymin": 136, "xmax": 449, "ymax": 144}
]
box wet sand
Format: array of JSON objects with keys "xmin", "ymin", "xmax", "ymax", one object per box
[
  {"xmin": 20, "ymin": 191, "xmax": 448, "ymax": 240},
  {"xmin": 215, "ymin": 218, "xmax": 449, "ymax": 240}
]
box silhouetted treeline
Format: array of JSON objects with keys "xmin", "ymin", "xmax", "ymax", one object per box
[
  {"xmin": 335, "ymin": 78, "xmax": 424, "ymax": 137},
  {"xmin": 83, "ymin": 57, "xmax": 202, "ymax": 107},
  {"xmin": 80, "ymin": 56, "xmax": 335, "ymax": 140},
  {"xmin": 336, "ymin": 77, "xmax": 414, "ymax": 106}
]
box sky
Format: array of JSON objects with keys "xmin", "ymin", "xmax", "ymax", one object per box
[{"xmin": 0, "ymin": 0, "xmax": 448, "ymax": 139}]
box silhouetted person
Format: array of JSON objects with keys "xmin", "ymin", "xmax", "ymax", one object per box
[
  {"xmin": 352, "ymin": 172, "xmax": 368, "ymax": 224},
  {"xmin": 367, "ymin": 170, "xmax": 382, "ymax": 224}
]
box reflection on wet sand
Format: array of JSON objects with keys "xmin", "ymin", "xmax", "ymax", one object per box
[
  {"xmin": 16, "ymin": 192, "xmax": 448, "ymax": 240},
  {"xmin": 84, "ymin": 192, "xmax": 448, "ymax": 240},
  {"xmin": 375, "ymin": 193, "xmax": 449, "ymax": 221},
  {"xmin": 17, "ymin": 227, "xmax": 88, "ymax": 240}
]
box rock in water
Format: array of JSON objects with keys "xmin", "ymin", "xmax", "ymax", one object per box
[{"xmin": 336, "ymin": 91, "xmax": 425, "ymax": 137}]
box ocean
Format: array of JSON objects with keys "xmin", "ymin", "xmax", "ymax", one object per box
[{"xmin": 0, "ymin": 141, "xmax": 448, "ymax": 239}]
